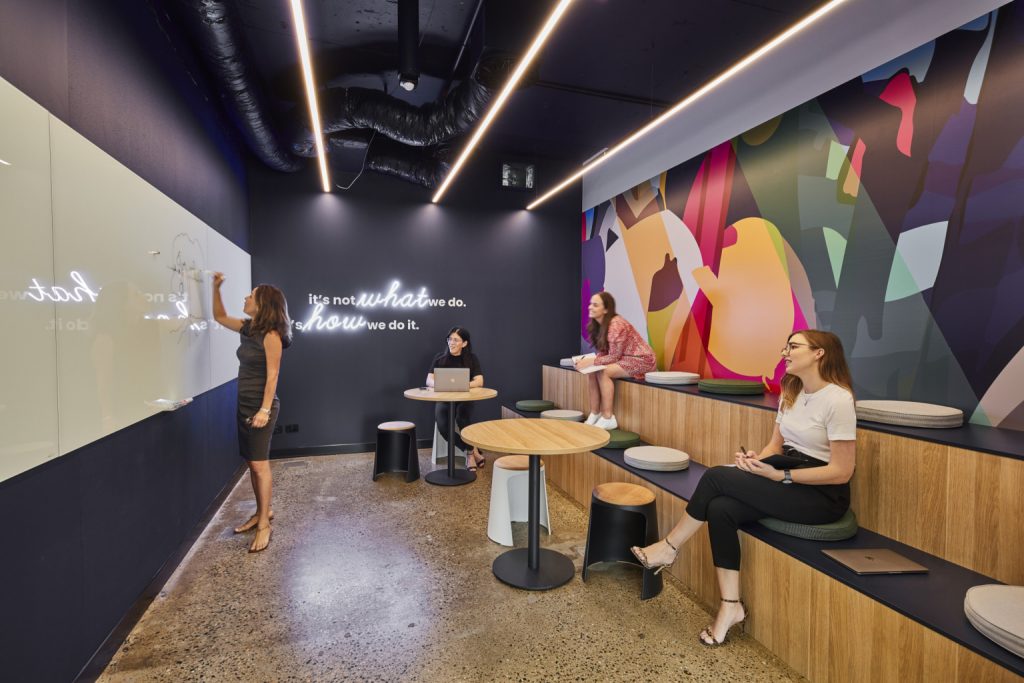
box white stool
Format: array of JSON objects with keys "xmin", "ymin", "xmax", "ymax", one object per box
[
  {"xmin": 488, "ymin": 455, "xmax": 551, "ymax": 546},
  {"xmin": 431, "ymin": 423, "xmax": 467, "ymax": 465}
]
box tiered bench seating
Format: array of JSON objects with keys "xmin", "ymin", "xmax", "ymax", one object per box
[{"xmin": 498, "ymin": 364, "xmax": 1024, "ymax": 681}]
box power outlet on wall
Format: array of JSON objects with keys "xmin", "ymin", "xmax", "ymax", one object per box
[
  {"xmin": 285, "ymin": 424, "xmax": 299, "ymax": 433},
  {"xmin": 273, "ymin": 425, "xmax": 283, "ymax": 435}
]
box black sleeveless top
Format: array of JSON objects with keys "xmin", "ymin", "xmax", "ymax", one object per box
[{"xmin": 237, "ymin": 321, "xmax": 277, "ymax": 411}]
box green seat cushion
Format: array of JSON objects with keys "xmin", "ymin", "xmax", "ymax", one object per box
[
  {"xmin": 605, "ymin": 429, "xmax": 642, "ymax": 449},
  {"xmin": 516, "ymin": 399, "xmax": 556, "ymax": 412},
  {"xmin": 758, "ymin": 509, "xmax": 858, "ymax": 541},
  {"xmin": 697, "ymin": 379, "xmax": 765, "ymax": 395}
]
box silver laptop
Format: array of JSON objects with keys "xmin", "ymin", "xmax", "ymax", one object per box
[
  {"xmin": 822, "ymin": 548, "xmax": 929, "ymax": 575},
  {"xmin": 434, "ymin": 367, "xmax": 470, "ymax": 392}
]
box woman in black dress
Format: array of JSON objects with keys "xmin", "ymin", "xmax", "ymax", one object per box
[
  {"xmin": 426, "ymin": 327, "xmax": 486, "ymax": 470},
  {"xmin": 212, "ymin": 272, "xmax": 292, "ymax": 552}
]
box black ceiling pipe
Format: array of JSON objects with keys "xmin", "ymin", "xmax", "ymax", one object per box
[
  {"xmin": 292, "ymin": 54, "xmax": 512, "ymax": 151},
  {"xmin": 398, "ymin": 0, "xmax": 419, "ymax": 91},
  {"xmin": 174, "ymin": 0, "xmax": 300, "ymax": 172},
  {"xmin": 298, "ymin": 132, "xmax": 450, "ymax": 188}
]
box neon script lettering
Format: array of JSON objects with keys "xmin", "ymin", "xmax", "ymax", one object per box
[
  {"xmin": 300, "ymin": 303, "xmax": 367, "ymax": 332},
  {"xmin": 25, "ymin": 271, "xmax": 99, "ymax": 303},
  {"xmin": 354, "ymin": 280, "xmax": 430, "ymax": 309}
]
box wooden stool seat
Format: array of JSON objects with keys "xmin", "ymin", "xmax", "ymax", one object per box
[
  {"xmin": 378, "ymin": 420, "xmax": 415, "ymax": 430},
  {"xmin": 585, "ymin": 482, "xmax": 662, "ymax": 599},
  {"xmin": 594, "ymin": 482, "xmax": 655, "ymax": 506},
  {"xmin": 494, "ymin": 455, "xmax": 540, "ymax": 471}
]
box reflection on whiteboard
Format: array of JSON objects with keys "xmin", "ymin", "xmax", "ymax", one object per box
[{"xmin": 0, "ymin": 75, "xmax": 251, "ymax": 482}]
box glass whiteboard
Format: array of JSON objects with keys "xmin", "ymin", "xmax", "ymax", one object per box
[{"xmin": 0, "ymin": 77, "xmax": 251, "ymax": 480}]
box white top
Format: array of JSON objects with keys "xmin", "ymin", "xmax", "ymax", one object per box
[{"xmin": 775, "ymin": 383, "xmax": 857, "ymax": 463}]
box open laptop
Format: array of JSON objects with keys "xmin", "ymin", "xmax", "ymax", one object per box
[
  {"xmin": 434, "ymin": 367, "xmax": 470, "ymax": 392},
  {"xmin": 822, "ymin": 548, "xmax": 929, "ymax": 575}
]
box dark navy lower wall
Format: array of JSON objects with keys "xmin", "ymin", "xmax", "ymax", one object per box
[
  {"xmin": 0, "ymin": 0, "xmax": 251, "ymax": 680},
  {"xmin": 0, "ymin": 382, "xmax": 240, "ymax": 682}
]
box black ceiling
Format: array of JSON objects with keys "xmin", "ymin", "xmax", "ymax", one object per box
[{"xmin": 163, "ymin": 0, "xmax": 824, "ymax": 183}]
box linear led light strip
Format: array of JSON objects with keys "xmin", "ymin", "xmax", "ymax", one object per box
[
  {"xmin": 289, "ymin": 0, "xmax": 331, "ymax": 192},
  {"xmin": 527, "ymin": 0, "xmax": 850, "ymax": 210},
  {"xmin": 432, "ymin": 0, "xmax": 576, "ymax": 203}
]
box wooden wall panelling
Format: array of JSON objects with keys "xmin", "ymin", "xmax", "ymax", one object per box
[
  {"xmin": 742, "ymin": 538, "xmax": 815, "ymax": 676},
  {"xmin": 944, "ymin": 448, "xmax": 1024, "ymax": 585},
  {"xmin": 955, "ymin": 645, "xmax": 1024, "ymax": 682},
  {"xmin": 806, "ymin": 571, "xmax": 1018, "ymax": 683},
  {"xmin": 849, "ymin": 430, "xmax": 949, "ymax": 557}
]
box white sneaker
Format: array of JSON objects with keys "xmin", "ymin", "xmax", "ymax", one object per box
[
  {"xmin": 595, "ymin": 415, "xmax": 618, "ymax": 430},
  {"xmin": 585, "ymin": 412, "xmax": 600, "ymax": 425}
]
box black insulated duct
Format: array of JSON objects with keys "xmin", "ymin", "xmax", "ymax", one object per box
[
  {"xmin": 293, "ymin": 55, "xmax": 511, "ymax": 151},
  {"xmin": 398, "ymin": 0, "xmax": 419, "ymax": 91},
  {"xmin": 298, "ymin": 132, "xmax": 450, "ymax": 188},
  {"xmin": 174, "ymin": 0, "xmax": 300, "ymax": 172}
]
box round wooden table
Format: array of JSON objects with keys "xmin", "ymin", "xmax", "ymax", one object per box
[
  {"xmin": 403, "ymin": 387, "xmax": 498, "ymax": 486},
  {"xmin": 461, "ymin": 418, "xmax": 610, "ymax": 590}
]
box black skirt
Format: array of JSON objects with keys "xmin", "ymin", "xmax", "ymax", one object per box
[{"xmin": 237, "ymin": 398, "xmax": 280, "ymax": 461}]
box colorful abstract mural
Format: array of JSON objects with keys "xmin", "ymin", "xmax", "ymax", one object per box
[{"xmin": 581, "ymin": 5, "xmax": 1024, "ymax": 431}]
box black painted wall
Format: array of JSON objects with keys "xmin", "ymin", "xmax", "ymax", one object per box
[
  {"xmin": 0, "ymin": 1, "xmax": 248, "ymax": 680},
  {"xmin": 250, "ymin": 158, "xmax": 581, "ymax": 452}
]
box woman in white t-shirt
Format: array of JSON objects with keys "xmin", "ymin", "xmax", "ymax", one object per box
[{"xmin": 630, "ymin": 329, "xmax": 857, "ymax": 647}]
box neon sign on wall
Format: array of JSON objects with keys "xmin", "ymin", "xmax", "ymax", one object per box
[{"xmin": 298, "ymin": 279, "xmax": 466, "ymax": 333}]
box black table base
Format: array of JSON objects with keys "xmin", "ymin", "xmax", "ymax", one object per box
[
  {"xmin": 491, "ymin": 453, "xmax": 575, "ymax": 590},
  {"xmin": 425, "ymin": 468, "xmax": 476, "ymax": 486},
  {"xmin": 492, "ymin": 548, "xmax": 575, "ymax": 590},
  {"xmin": 425, "ymin": 399, "xmax": 476, "ymax": 487}
]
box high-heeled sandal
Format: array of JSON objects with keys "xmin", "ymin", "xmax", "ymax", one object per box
[
  {"xmin": 234, "ymin": 511, "xmax": 274, "ymax": 534},
  {"xmin": 698, "ymin": 598, "xmax": 747, "ymax": 646},
  {"xmin": 630, "ymin": 537, "xmax": 678, "ymax": 575},
  {"xmin": 248, "ymin": 525, "xmax": 272, "ymax": 553}
]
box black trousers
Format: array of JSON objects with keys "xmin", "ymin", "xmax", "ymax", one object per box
[
  {"xmin": 686, "ymin": 464, "xmax": 849, "ymax": 570},
  {"xmin": 435, "ymin": 402, "xmax": 474, "ymax": 452}
]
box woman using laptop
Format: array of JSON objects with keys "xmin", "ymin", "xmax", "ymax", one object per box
[
  {"xmin": 574, "ymin": 291, "xmax": 656, "ymax": 430},
  {"xmin": 426, "ymin": 326, "xmax": 486, "ymax": 471},
  {"xmin": 630, "ymin": 329, "xmax": 856, "ymax": 646}
]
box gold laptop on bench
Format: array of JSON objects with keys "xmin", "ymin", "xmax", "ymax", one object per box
[{"xmin": 822, "ymin": 548, "xmax": 929, "ymax": 575}]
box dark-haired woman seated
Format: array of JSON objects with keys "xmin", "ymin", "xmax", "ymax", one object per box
[
  {"xmin": 575, "ymin": 291, "xmax": 655, "ymax": 430},
  {"xmin": 631, "ymin": 329, "xmax": 857, "ymax": 645},
  {"xmin": 426, "ymin": 326, "xmax": 486, "ymax": 471},
  {"xmin": 213, "ymin": 273, "xmax": 292, "ymax": 553}
]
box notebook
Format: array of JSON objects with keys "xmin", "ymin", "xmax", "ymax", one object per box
[
  {"xmin": 822, "ymin": 548, "xmax": 929, "ymax": 575},
  {"xmin": 571, "ymin": 353, "xmax": 604, "ymax": 375},
  {"xmin": 434, "ymin": 367, "xmax": 470, "ymax": 392}
]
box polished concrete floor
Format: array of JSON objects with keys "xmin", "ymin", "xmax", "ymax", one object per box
[{"xmin": 101, "ymin": 451, "xmax": 805, "ymax": 682}]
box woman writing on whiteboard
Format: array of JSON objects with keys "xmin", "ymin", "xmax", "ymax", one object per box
[
  {"xmin": 213, "ymin": 272, "xmax": 292, "ymax": 553},
  {"xmin": 575, "ymin": 291, "xmax": 656, "ymax": 430}
]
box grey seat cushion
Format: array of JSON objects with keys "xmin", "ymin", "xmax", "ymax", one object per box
[
  {"xmin": 758, "ymin": 509, "xmax": 859, "ymax": 541},
  {"xmin": 965, "ymin": 584, "xmax": 1024, "ymax": 658},
  {"xmin": 515, "ymin": 399, "xmax": 556, "ymax": 412}
]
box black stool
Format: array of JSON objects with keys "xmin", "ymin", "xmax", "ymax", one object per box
[
  {"xmin": 373, "ymin": 421, "xmax": 420, "ymax": 482},
  {"xmin": 583, "ymin": 482, "xmax": 662, "ymax": 600}
]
